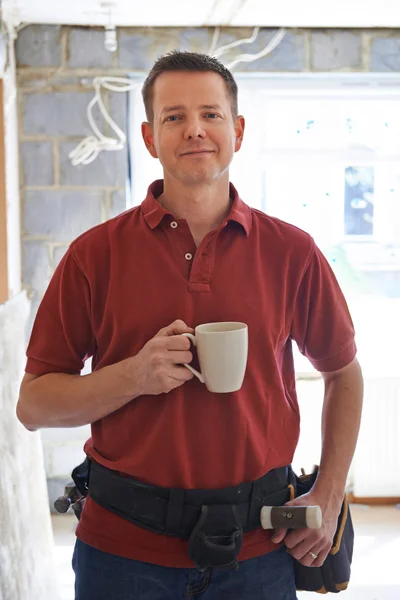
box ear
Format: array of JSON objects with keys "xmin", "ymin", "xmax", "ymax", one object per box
[
  {"xmin": 141, "ymin": 122, "xmax": 159, "ymax": 159},
  {"xmin": 234, "ymin": 115, "xmax": 245, "ymax": 153}
]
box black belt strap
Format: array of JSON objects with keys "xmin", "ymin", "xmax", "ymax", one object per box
[
  {"xmin": 166, "ymin": 488, "xmax": 185, "ymax": 534},
  {"xmin": 88, "ymin": 459, "xmax": 292, "ymax": 539}
]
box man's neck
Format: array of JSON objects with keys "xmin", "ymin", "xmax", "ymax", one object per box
[{"xmin": 158, "ymin": 178, "xmax": 232, "ymax": 247}]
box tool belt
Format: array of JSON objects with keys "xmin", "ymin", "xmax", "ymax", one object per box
[
  {"xmin": 62, "ymin": 459, "xmax": 353, "ymax": 592},
  {"xmin": 88, "ymin": 459, "xmax": 292, "ymax": 571},
  {"xmin": 293, "ymin": 467, "xmax": 354, "ymax": 594}
]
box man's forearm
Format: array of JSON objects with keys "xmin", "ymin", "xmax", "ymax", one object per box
[
  {"xmin": 16, "ymin": 358, "xmax": 140, "ymax": 430},
  {"xmin": 313, "ymin": 358, "xmax": 364, "ymax": 503},
  {"xmin": 17, "ymin": 320, "xmax": 195, "ymax": 431}
]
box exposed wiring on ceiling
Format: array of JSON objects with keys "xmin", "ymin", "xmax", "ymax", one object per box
[
  {"xmin": 209, "ymin": 26, "xmax": 260, "ymax": 58},
  {"xmin": 69, "ymin": 76, "xmax": 136, "ymax": 166},
  {"xmin": 209, "ymin": 26, "xmax": 286, "ymax": 70},
  {"xmin": 226, "ymin": 28, "xmax": 286, "ymax": 70},
  {"xmin": 15, "ymin": 22, "xmax": 31, "ymax": 34},
  {"xmin": 209, "ymin": 26, "xmax": 221, "ymax": 57},
  {"xmin": 71, "ymin": 24, "xmax": 286, "ymax": 167}
]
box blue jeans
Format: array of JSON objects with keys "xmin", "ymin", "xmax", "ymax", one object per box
[{"xmin": 72, "ymin": 539, "xmax": 298, "ymax": 600}]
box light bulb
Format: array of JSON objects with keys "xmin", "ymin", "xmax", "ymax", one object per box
[{"xmin": 104, "ymin": 26, "xmax": 117, "ymax": 52}]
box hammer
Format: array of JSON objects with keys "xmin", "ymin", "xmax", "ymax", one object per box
[{"xmin": 260, "ymin": 505, "xmax": 322, "ymax": 529}]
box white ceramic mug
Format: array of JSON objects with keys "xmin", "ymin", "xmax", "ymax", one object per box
[{"xmin": 182, "ymin": 322, "xmax": 248, "ymax": 393}]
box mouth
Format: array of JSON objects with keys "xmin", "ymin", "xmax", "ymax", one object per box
[{"xmin": 181, "ymin": 150, "xmax": 214, "ymax": 156}]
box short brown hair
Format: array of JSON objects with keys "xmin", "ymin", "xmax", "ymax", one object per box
[{"xmin": 142, "ymin": 50, "xmax": 238, "ymax": 123}]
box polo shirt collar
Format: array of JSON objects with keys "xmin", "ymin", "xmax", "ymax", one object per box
[{"xmin": 141, "ymin": 180, "xmax": 252, "ymax": 237}]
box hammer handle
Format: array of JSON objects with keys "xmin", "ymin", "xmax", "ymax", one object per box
[{"xmin": 260, "ymin": 505, "xmax": 322, "ymax": 529}]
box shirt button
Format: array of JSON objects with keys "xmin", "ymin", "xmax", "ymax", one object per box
[
  {"xmin": 170, "ymin": 221, "xmax": 178, "ymax": 229},
  {"xmin": 185, "ymin": 253, "xmax": 193, "ymax": 261}
]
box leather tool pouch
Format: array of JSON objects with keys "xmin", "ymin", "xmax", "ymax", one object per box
[
  {"xmin": 294, "ymin": 467, "xmax": 354, "ymax": 594},
  {"xmin": 188, "ymin": 504, "xmax": 243, "ymax": 571}
]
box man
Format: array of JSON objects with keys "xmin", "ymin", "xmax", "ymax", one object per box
[{"xmin": 17, "ymin": 51, "xmax": 363, "ymax": 599}]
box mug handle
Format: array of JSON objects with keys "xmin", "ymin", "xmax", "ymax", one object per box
[{"xmin": 181, "ymin": 333, "xmax": 205, "ymax": 384}]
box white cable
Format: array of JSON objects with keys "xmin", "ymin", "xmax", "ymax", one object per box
[
  {"xmin": 226, "ymin": 28, "xmax": 286, "ymax": 70},
  {"xmin": 208, "ymin": 26, "xmax": 221, "ymax": 56},
  {"xmin": 71, "ymin": 28, "xmax": 286, "ymax": 166},
  {"xmin": 209, "ymin": 26, "xmax": 285, "ymax": 71},
  {"xmin": 212, "ymin": 27, "xmax": 260, "ymax": 59},
  {"xmin": 69, "ymin": 76, "xmax": 137, "ymax": 166}
]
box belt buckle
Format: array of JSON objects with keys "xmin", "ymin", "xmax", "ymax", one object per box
[{"xmin": 188, "ymin": 504, "xmax": 243, "ymax": 571}]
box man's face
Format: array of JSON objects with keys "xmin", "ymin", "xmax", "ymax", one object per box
[{"xmin": 142, "ymin": 71, "xmax": 245, "ymax": 187}]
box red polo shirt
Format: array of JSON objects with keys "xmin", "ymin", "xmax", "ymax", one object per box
[{"xmin": 26, "ymin": 180, "xmax": 356, "ymax": 567}]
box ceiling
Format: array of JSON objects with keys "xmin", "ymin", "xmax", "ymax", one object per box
[{"xmin": 2, "ymin": 0, "xmax": 400, "ymax": 29}]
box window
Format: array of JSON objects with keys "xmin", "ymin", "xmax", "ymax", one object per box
[
  {"xmin": 344, "ymin": 166, "xmax": 374, "ymax": 237},
  {"xmin": 129, "ymin": 74, "xmax": 400, "ymax": 376}
]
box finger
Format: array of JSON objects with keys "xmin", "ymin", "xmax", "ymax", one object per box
[
  {"xmin": 286, "ymin": 539, "xmax": 317, "ymax": 561},
  {"xmin": 283, "ymin": 529, "xmax": 310, "ymax": 550},
  {"xmin": 271, "ymin": 528, "xmax": 288, "ymax": 544},
  {"xmin": 168, "ymin": 366, "xmax": 195, "ymax": 384},
  {"xmin": 311, "ymin": 544, "xmax": 331, "ymax": 568},
  {"xmin": 169, "ymin": 351, "xmax": 193, "ymax": 365},
  {"xmin": 165, "ymin": 335, "xmax": 192, "ymax": 351},
  {"xmin": 291, "ymin": 548, "xmax": 318, "ymax": 567},
  {"xmin": 285, "ymin": 531, "xmax": 326, "ymax": 559},
  {"xmin": 295, "ymin": 542, "xmax": 331, "ymax": 568},
  {"xmin": 158, "ymin": 320, "xmax": 194, "ymax": 337}
]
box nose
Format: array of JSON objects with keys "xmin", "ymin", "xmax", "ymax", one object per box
[{"xmin": 183, "ymin": 118, "xmax": 206, "ymax": 140}]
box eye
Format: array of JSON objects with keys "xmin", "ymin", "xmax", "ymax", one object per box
[
  {"xmin": 205, "ymin": 113, "xmax": 220, "ymax": 119},
  {"xmin": 164, "ymin": 115, "xmax": 181, "ymax": 122}
]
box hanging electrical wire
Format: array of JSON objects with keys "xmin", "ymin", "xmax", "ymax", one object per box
[
  {"xmin": 70, "ymin": 25, "xmax": 286, "ymax": 167},
  {"xmin": 209, "ymin": 26, "xmax": 260, "ymax": 58},
  {"xmin": 226, "ymin": 28, "xmax": 286, "ymax": 70},
  {"xmin": 209, "ymin": 26, "xmax": 286, "ymax": 69},
  {"xmin": 69, "ymin": 76, "xmax": 136, "ymax": 166},
  {"xmin": 208, "ymin": 26, "xmax": 221, "ymax": 57}
]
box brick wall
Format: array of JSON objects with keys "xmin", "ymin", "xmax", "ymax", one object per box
[
  {"xmin": 17, "ymin": 26, "xmax": 400, "ymax": 333},
  {"xmin": 15, "ymin": 25, "xmax": 400, "ymax": 506}
]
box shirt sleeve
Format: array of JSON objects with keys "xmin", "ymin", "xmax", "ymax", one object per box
[
  {"xmin": 290, "ymin": 241, "xmax": 357, "ymax": 372},
  {"xmin": 25, "ymin": 246, "xmax": 96, "ymax": 376}
]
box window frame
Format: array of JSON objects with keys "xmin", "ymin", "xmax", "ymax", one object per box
[{"xmin": 128, "ymin": 73, "xmax": 400, "ymax": 376}]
